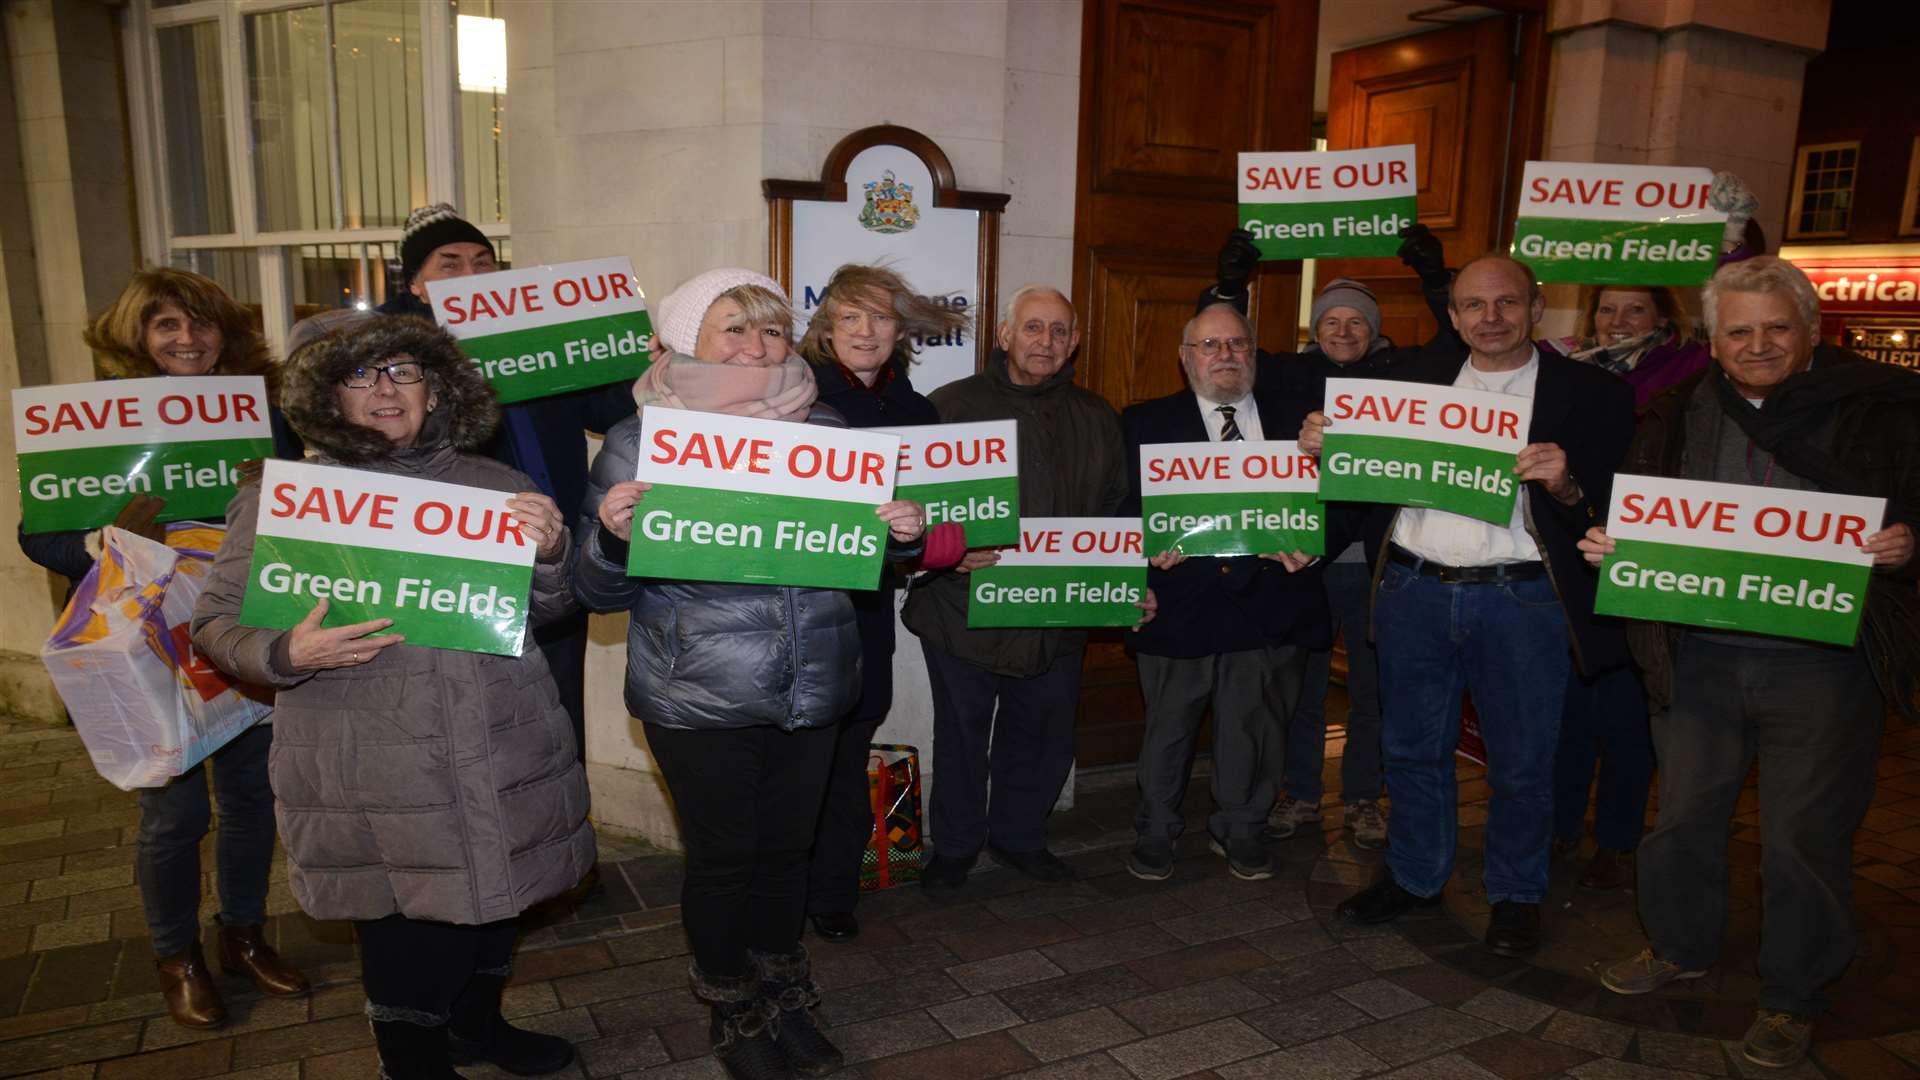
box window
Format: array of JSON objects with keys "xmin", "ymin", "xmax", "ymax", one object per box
[
  {"xmin": 1902, "ymin": 137, "xmax": 1920, "ymax": 237},
  {"xmin": 124, "ymin": 0, "xmax": 510, "ymax": 355},
  {"xmin": 1787, "ymin": 141, "xmax": 1859, "ymax": 239}
]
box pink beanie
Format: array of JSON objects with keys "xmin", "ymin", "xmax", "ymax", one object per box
[{"xmin": 653, "ymin": 267, "xmax": 789, "ymax": 354}]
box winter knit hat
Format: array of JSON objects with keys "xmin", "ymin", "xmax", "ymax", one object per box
[
  {"xmin": 1309, "ymin": 278, "xmax": 1382, "ymax": 342},
  {"xmin": 399, "ymin": 203, "xmax": 494, "ymax": 278},
  {"xmin": 653, "ymin": 267, "xmax": 789, "ymax": 355}
]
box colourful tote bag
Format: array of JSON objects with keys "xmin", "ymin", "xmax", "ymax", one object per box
[{"xmin": 860, "ymin": 743, "xmax": 925, "ymax": 890}]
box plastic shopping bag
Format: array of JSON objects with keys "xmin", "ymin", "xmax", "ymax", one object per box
[
  {"xmin": 41, "ymin": 525, "xmax": 272, "ymax": 790},
  {"xmin": 859, "ymin": 743, "xmax": 924, "ymax": 891}
]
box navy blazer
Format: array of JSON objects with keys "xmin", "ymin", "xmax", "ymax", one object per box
[
  {"xmin": 1356, "ymin": 346, "xmax": 1637, "ymax": 676},
  {"xmin": 1122, "ymin": 387, "xmax": 1333, "ymax": 659}
]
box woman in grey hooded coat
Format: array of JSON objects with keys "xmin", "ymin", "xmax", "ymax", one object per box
[{"xmin": 192, "ymin": 315, "xmax": 595, "ymax": 1080}]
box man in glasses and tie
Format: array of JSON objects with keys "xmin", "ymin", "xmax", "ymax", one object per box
[{"xmin": 1119, "ymin": 303, "xmax": 1330, "ymax": 882}]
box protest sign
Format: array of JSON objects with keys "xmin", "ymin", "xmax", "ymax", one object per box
[
  {"xmin": 1513, "ymin": 163, "xmax": 1726, "ymax": 285},
  {"xmin": 426, "ymin": 256, "xmax": 652, "ymax": 404},
  {"xmin": 872, "ymin": 420, "xmax": 1018, "ymax": 547},
  {"xmin": 239, "ymin": 460, "xmax": 537, "ymax": 656},
  {"xmin": 1237, "ymin": 145, "xmax": 1417, "ymax": 260},
  {"xmin": 1594, "ymin": 475, "xmax": 1883, "ymax": 646},
  {"xmin": 1317, "ymin": 378, "xmax": 1527, "ymax": 525},
  {"xmin": 967, "ymin": 518, "xmax": 1145, "ymax": 628},
  {"xmin": 14, "ymin": 376, "xmax": 274, "ymax": 533},
  {"xmin": 1140, "ymin": 441, "xmax": 1323, "ymax": 556},
  {"xmin": 627, "ymin": 407, "xmax": 899, "ymax": 590}
]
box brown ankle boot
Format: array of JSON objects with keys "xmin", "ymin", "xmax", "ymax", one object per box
[
  {"xmin": 155, "ymin": 943, "xmax": 227, "ymax": 1028},
  {"xmin": 218, "ymin": 923, "xmax": 310, "ymax": 998}
]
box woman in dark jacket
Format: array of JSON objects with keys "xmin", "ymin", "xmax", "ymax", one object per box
[
  {"xmin": 794, "ymin": 265, "xmax": 968, "ymax": 943},
  {"xmin": 16, "ymin": 268, "xmax": 307, "ymax": 1030},
  {"xmin": 193, "ymin": 315, "xmax": 593, "ymax": 1079},
  {"xmin": 574, "ymin": 268, "xmax": 926, "ymax": 1080}
]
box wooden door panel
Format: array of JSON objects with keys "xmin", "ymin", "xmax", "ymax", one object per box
[
  {"xmin": 1351, "ymin": 66, "xmax": 1469, "ymax": 229},
  {"xmin": 1094, "ymin": 4, "xmax": 1268, "ymax": 198},
  {"xmin": 1083, "ymin": 249, "xmax": 1219, "ymax": 409}
]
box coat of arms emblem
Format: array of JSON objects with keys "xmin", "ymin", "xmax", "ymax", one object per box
[{"xmin": 858, "ymin": 170, "xmax": 920, "ymax": 234}]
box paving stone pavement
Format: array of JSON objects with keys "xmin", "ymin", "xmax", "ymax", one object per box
[{"xmin": 2, "ymin": 714, "xmax": 1919, "ymax": 1079}]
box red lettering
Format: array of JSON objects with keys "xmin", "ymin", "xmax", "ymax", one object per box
[
  {"xmin": 23, "ymin": 404, "xmax": 46, "ymax": 436},
  {"xmin": 269, "ymin": 482, "xmax": 296, "ymax": 517}
]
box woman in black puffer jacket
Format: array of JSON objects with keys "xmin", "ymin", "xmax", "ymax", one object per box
[{"xmin": 573, "ymin": 268, "xmax": 926, "ymax": 1080}]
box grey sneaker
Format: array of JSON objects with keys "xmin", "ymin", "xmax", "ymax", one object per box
[
  {"xmin": 1600, "ymin": 948, "xmax": 1708, "ymax": 995},
  {"xmin": 1742, "ymin": 1010, "xmax": 1813, "ymax": 1068},
  {"xmin": 1264, "ymin": 796, "xmax": 1323, "ymax": 840},
  {"xmin": 1128, "ymin": 838, "xmax": 1174, "ymax": 882},
  {"xmin": 1345, "ymin": 800, "xmax": 1387, "ymax": 850},
  {"xmin": 1208, "ymin": 835, "xmax": 1274, "ymax": 881}
]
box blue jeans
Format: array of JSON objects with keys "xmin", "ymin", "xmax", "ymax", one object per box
[
  {"xmin": 1373, "ymin": 561, "xmax": 1571, "ymax": 904},
  {"xmin": 1285, "ymin": 560, "xmax": 1383, "ymax": 804},
  {"xmin": 1552, "ymin": 665, "xmax": 1653, "ymax": 851},
  {"xmin": 134, "ymin": 723, "xmax": 276, "ymax": 956}
]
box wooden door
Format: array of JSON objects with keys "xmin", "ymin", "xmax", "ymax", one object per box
[
  {"xmin": 1317, "ymin": 13, "xmax": 1549, "ymax": 349},
  {"xmin": 1069, "ymin": 0, "xmax": 1318, "ymax": 767}
]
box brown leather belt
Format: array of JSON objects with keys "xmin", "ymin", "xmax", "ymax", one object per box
[{"xmin": 1388, "ymin": 544, "xmax": 1545, "ymax": 585}]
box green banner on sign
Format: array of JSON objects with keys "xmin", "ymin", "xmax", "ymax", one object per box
[
  {"xmin": 428, "ymin": 256, "xmax": 653, "ymax": 405},
  {"xmin": 241, "ymin": 534, "xmax": 531, "ymax": 655},
  {"xmin": 1142, "ymin": 491, "xmax": 1325, "ymax": 556},
  {"xmin": 1512, "ymin": 218, "xmax": 1722, "ymax": 286},
  {"xmin": 625, "ymin": 484, "xmax": 888, "ymax": 590},
  {"xmin": 19, "ymin": 437, "xmax": 272, "ymax": 533},
  {"xmin": 1238, "ymin": 195, "xmax": 1418, "ymax": 261},
  {"xmin": 897, "ymin": 475, "xmax": 1019, "ymax": 548},
  {"xmin": 967, "ymin": 565, "xmax": 1144, "ymax": 628},
  {"xmin": 455, "ymin": 312, "xmax": 654, "ymax": 404},
  {"xmin": 1595, "ymin": 538, "xmax": 1869, "ymax": 646},
  {"xmin": 1319, "ymin": 433, "xmax": 1517, "ymax": 525}
]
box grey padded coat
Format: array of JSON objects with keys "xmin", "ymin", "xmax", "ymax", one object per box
[
  {"xmin": 572, "ymin": 407, "xmax": 862, "ymax": 732},
  {"xmin": 191, "ymin": 317, "xmax": 595, "ymax": 925}
]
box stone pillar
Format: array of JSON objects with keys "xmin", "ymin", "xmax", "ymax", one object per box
[{"xmin": 0, "ymin": 0, "xmax": 139, "ymax": 723}]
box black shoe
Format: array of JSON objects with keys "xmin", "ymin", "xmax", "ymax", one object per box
[
  {"xmin": 1127, "ymin": 838, "xmax": 1174, "ymax": 881},
  {"xmin": 754, "ymin": 946, "xmax": 842, "ymax": 1079},
  {"xmin": 1335, "ymin": 877, "xmax": 1441, "ymax": 925},
  {"xmin": 1207, "ymin": 835, "xmax": 1274, "ymax": 881},
  {"xmin": 987, "ymin": 844, "xmax": 1077, "ymax": 883},
  {"xmin": 1485, "ymin": 901, "xmax": 1541, "ymax": 957},
  {"xmin": 371, "ymin": 1018, "xmax": 466, "ymax": 1080},
  {"xmin": 807, "ymin": 911, "xmax": 859, "ymax": 943},
  {"xmin": 919, "ymin": 851, "xmax": 977, "ymax": 890},
  {"xmin": 694, "ymin": 966, "xmax": 793, "ymax": 1080},
  {"xmin": 447, "ymin": 974, "xmax": 575, "ymax": 1076}
]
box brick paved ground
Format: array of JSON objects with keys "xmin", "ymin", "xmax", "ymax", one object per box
[{"xmin": 2, "ymin": 713, "xmax": 1918, "ymax": 1080}]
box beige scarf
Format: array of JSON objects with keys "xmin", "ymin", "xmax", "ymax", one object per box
[{"xmin": 632, "ymin": 350, "xmax": 818, "ymax": 422}]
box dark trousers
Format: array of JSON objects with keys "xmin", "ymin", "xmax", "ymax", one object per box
[
  {"xmin": 135, "ymin": 722, "xmax": 276, "ymax": 956},
  {"xmin": 920, "ymin": 643, "xmax": 1082, "ymax": 858},
  {"xmin": 535, "ymin": 610, "xmax": 589, "ymax": 764},
  {"xmin": 1138, "ymin": 646, "xmax": 1305, "ymax": 842},
  {"xmin": 647, "ymin": 723, "xmax": 837, "ymax": 976},
  {"xmin": 1552, "ymin": 664, "xmax": 1654, "ymax": 851},
  {"xmin": 1287, "ymin": 560, "xmax": 1384, "ymax": 804},
  {"xmin": 806, "ymin": 711, "xmax": 886, "ymax": 916},
  {"xmin": 356, "ymin": 914, "xmax": 518, "ymax": 1026},
  {"xmin": 1637, "ymin": 635, "xmax": 1881, "ymax": 1017},
  {"xmin": 1373, "ymin": 562, "xmax": 1570, "ymax": 903}
]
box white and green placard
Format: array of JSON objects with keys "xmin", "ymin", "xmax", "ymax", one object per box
[
  {"xmin": 1318, "ymin": 378, "xmax": 1527, "ymax": 525},
  {"xmin": 1141, "ymin": 440, "xmax": 1324, "ymax": 556},
  {"xmin": 1513, "ymin": 163, "xmax": 1725, "ymax": 285},
  {"xmin": 427, "ymin": 256, "xmax": 652, "ymax": 404},
  {"xmin": 968, "ymin": 518, "xmax": 1146, "ymax": 628},
  {"xmin": 872, "ymin": 420, "xmax": 1018, "ymax": 547},
  {"xmin": 1238, "ymin": 145, "xmax": 1417, "ymax": 260},
  {"xmin": 239, "ymin": 459, "xmax": 537, "ymax": 656},
  {"xmin": 1594, "ymin": 475, "xmax": 1883, "ymax": 646},
  {"xmin": 629, "ymin": 407, "xmax": 899, "ymax": 590},
  {"xmin": 13, "ymin": 376, "xmax": 274, "ymax": 534}
]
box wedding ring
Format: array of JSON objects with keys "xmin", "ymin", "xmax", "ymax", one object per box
[{"xmin": 351, "ymin": 652, "xmax": 360, "ymax": 663}]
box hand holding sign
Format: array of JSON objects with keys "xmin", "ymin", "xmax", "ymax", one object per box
[
  {"xmin": 1578, "ymin": 525, "xmax": 1613, "ymax": 565},
  {"xmin": 1298, "ymin": 411, "xmax": 1329, "ymax": 456},
  {"xmin": 286, "ymin": 598, "xmax": 404, "ymax": 672},
  {"xmin": 1863, "ymin": 522, "xmax": 1915, "ymax": 568},
  {"xmin": 597, "ymin": 481, "xmax": 654, "ymax": 542},
  {"xmin": 956, "ymin": 549, "xmax": 1001, "ymax": 574},
  {"xmin": 876, "ymin": 500, "xmax": 927, "ymax": 544},
  {"xmin": 1515, "ymin": 443, "xmax": 1579, "ymax": 504},
  {"xmin": 507, "ymin": 492, "xmax": 567, "ymax": 560},
  {"xmin": 111, "ymin": 494, "xmax": 169, "ymax": 544}
]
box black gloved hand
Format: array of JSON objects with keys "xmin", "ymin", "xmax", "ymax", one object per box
[
  {"xmin": 1215, "ymin": 228, "xmax": 1262, "ymax": 296},
  {"xmin": 1397, "ymin": 223, "xmax": 1447, "ymax": 280}
]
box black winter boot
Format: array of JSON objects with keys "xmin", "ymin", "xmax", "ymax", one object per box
[
  {"xmin": 370, "ymin": 1016, "xmax": 466, "ymax": 1080},
  {"xmin": 692, "ymin": 963, "xmax": 793, "ymax": 1080},
  {"xmin": 753, "ymin": 946, "xmax": 843, "ymax": 1079},
  {"xmin": 447, "ymin": 971, "xmax": 576, "ymax": 1076}
]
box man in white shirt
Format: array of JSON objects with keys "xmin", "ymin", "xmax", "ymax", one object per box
[{"xmin": 1299, "ymin": 256, "xmax": 1636, "ymax": 956}]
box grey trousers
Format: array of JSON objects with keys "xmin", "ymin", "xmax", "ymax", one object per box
[
  {"xmin": 1637, "ymin": 634, "xmax": 1882, "ymax": 1017},
  {"xmin": 1134, "ymin": 646, "xmax": 1306, "ymax": 842}
]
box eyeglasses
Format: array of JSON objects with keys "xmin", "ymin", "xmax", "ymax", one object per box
[
  {"xmin": 340, "ymin": 361, "xmax": 426, "ymax": 389},
  {"xmin": 1182, "ymin": 337, "xmax": 1253, "ymax": 357}
]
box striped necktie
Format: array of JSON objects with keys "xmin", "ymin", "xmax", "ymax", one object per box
[{"xmin": 1216, "ymin": 405, "xmax": 1244, "ymax": 442}]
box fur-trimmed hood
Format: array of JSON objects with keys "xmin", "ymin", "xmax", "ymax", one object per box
[{"xmin": 281, "ymin": 315, "xmax": 498, "ymax": 464}]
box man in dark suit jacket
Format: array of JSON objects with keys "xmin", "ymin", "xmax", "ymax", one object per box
[
  {"xmin": 1300, "ymin": 255, "xmax": 1636, "ymax": 957},
  {"xmin": 1120, "ymin": 303, "xmax": 1335, "ymax": 883}
]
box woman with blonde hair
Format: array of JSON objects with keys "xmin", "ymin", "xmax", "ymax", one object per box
[{"xmin": 795, "ymin": 265, "xmax": 968, "ymax": 943}]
